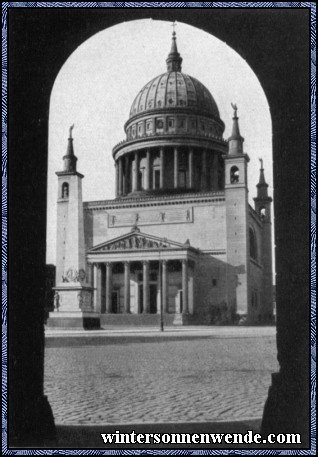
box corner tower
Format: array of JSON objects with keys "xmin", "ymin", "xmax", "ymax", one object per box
[
  {"xmin": 254, "ymin": 159, "xmax": 273, "ymax": 323},
  {"xmin": 55, "ymin": 125, "xmax": 86, "ymax": 285},
  {"xmin": 48, "ymin": 126, "xmax": 99, "ymax": 329},
  {"xmin": 224, "ymin": 104, "xmax": 250, "ymax": 319}
]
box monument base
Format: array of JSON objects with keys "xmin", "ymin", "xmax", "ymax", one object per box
[
  {"xmin": 47, "ymin": 284, "xmax": 99, "ymax": 329},
  {"xmin": 46, "ymin": 311, "xmax": 100, "ymax": 329}
]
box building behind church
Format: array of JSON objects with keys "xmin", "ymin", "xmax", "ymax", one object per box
[{"xmin": 47, "ymin": 31, "xmax": 273, "ymax": 329}]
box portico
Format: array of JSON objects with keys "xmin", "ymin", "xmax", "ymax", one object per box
[{"xmin": 87, "ymin": 227, "xmax": 197, "ymax": 318}]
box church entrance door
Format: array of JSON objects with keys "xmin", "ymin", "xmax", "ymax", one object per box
[
  {"xmin": 138, "ymin": 284, "xmax": 143, "ymax": 314},
  {"xmin": 111, "ymin": 291, "xmax": 119, "ymax": 313}
]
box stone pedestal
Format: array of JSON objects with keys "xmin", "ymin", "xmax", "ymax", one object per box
[{"xmin": 46, "ymin": 284, "xmax": 100, "ymax": 329}]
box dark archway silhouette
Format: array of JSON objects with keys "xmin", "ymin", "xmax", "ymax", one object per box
[{"xmin": 8, "ymin": 8, "xmax": 310, "ymax": 447}]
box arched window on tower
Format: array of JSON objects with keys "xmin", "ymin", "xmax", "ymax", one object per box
[
  {"xmin": 260, "ymin": 207, "xmax": 266, "ymax": 219},
  {"xmin": 249, "ymin": 227, "xmax": 257, "ymax": 261},
  {"xmin": 61, "ymin": 182, "xmax": 69, "ymax": 199},
  {"xmin": 230, "ymin": 166, "xmax": 239, "ymax": 183}
]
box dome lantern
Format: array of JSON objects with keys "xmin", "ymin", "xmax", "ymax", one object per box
[{"xmin": 166, "ymin": 30, "xmax": 183, "ymax": 72}]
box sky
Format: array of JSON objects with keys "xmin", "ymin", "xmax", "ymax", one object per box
[{"xmin": 46, "ymin": 19, "xmax": 273, "ymax": 266}]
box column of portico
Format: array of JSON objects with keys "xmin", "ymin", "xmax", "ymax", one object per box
[
  {"xmin": 105, "ymin": 262, "xmax": 112, "ymax": 313},
  {"xmin": 93, "ymin": 264, "xmax": 102, "ymax": 313},
  {"xmin": 133, "ymin": 151, "xmax": 140, "ymax": 192},
  {"xmin": 118, "ymin": 158, "xmax": 123, "ymax": 196},
  {"xmin": 145, "ymin": 149, "xmax": 151, "ymax": 190},
  {"xmin": 188, "ymin": 263, "xmax": 194, "ymax": 314},
  {"xmin": 162, "ymin": 260, "xmax": 168, "ymax": 313},
  {"xmin": 188, "ymin": 148, "xmax": 194, "ymax": 189},
  {"xmin": 143, "ymin": 261, "xmax": 150, "ymax": 313},
  {"xmin": 124, "ymin": 261, "xmax": 130, "ymax": 313},
  {"xmin": 160, "ymin": 147, "xmax": 165, "ymax": 189},
  {"xmin": 174, "ymin": 147, "xmax": 179, "ymax": 188},
  {"xmin": 201, "ymin": 149, "xmax": 207, "ymax": 190},
  {"xmin": 182, "ymin": 259, "xmax": 189, "ymax": 314}
]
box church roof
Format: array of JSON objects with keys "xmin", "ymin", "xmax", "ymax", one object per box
[
  {"xmin": 129, "ymin": 72, "xmax": 220, "ymax": 120},
  {"xmin": 128, "ymin": 31, "xmax": 220, "ymax": 120}
]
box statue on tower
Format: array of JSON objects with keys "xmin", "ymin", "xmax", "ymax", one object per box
[
  {"xmin": 231, "ymin": 102, "xmax": 238, "ymax": 118},
  {"xmin": 69, "ymin": 124, "xmax": 74, "ymax": 138}
]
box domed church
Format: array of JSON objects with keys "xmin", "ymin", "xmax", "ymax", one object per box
[{"xmin": 48, "ymin": 31, "xmax": 273, "ymax": 329}]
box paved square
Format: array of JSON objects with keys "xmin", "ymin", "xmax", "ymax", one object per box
[{"xmin": 44, "ymin": 327, "xmax": 278, "ymax": 425}]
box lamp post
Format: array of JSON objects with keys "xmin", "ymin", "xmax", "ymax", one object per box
[{"xmin": 158, "ymin": 251, "xmax": 164, "ymax": 332}]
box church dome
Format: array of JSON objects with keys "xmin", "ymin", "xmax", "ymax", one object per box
[
  {"xmin": 113, "ymin": 29, "xmax": 228, "ymax": 188},
  {"xmin": 129, "ymin": 71, "xmax": 220, "ymax": 120}
]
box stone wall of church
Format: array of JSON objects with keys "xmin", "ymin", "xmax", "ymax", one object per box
[
  {"xmin": 249, "ymin": 259, "xmax": 264, "ymax": 322},
  {"xmin": 248, "ymin": 214, "xmax": 266, "ymax": 322},
  {"xmin": 193, "ymin": 253, "xmax": 238, "ymax": 324},
  {"xmin": 83, "ymin": 197, "xmax": 227, "ymax": 253}
]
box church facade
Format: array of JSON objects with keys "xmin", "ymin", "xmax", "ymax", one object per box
[{"xmin": 48, "ymin": 32, "xmax": 273, "ymax": 328}]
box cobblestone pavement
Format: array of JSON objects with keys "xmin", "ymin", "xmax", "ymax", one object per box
[{"xmin": 44, "ymin": 327, "xmax": 278, "ymax": 425}]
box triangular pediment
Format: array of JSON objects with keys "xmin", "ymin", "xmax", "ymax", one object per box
[{"xmin": 87, "ymin": 228, "xmax": 191, "ymax": 253}]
